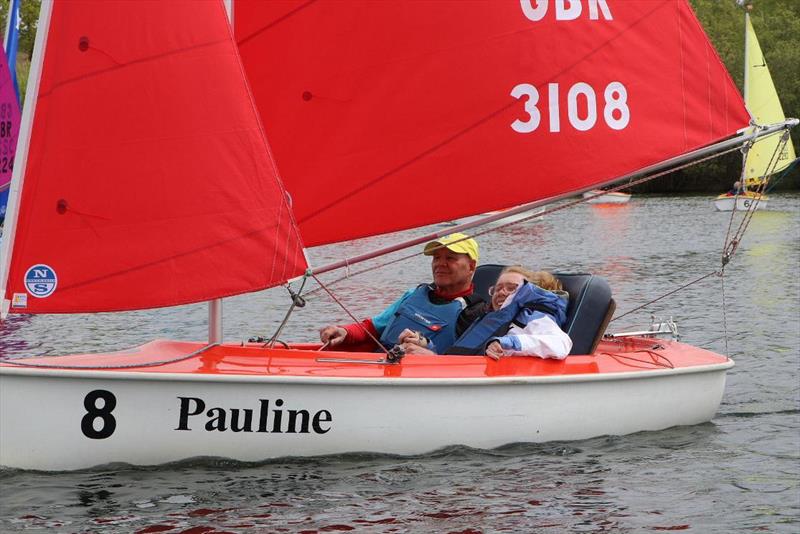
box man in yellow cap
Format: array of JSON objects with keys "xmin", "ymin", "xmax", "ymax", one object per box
[{"xmin": 319, "ymin": 233, "xmax": 484, "ymax": 353}]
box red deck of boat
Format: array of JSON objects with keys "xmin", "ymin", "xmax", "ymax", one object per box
[{"xmin": 0, "ymin": 337, "xmax": 730, "ymax": 379}]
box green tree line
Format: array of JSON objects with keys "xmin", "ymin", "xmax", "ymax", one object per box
[
  {"xmin": 676, "ymin": 0, "xmax": 799, "ymax": 191},
  {"xmin": 0, "ymin": 0, "xmax": 39, "ymax": 104},
  {"xmin": 0, "ymin": 0, "xmax": 797, "ymax": 190}
]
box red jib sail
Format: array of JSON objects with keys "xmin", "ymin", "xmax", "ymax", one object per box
[
  {"xmin": 235, "ymin": 0, "xmax": 750, "ymax": 246},
  {"xmin": 2, "ymin": 1, "xmax": 307, "ymax": 313}
]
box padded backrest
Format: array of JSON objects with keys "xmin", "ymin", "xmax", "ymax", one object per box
[
  {"xmin": 472, "ymin": 263, "xmax": 505, "ymax": 302},
  {"xmin": 472, "ymin": 264, "xmax": 613, "ymax": 355},
  {"xmin": 555, "ymin": 273, "xmax": 613, "ymax": 355}
]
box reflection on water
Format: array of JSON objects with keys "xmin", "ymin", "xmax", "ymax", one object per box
[
  {"xmin": 586, "ymin": 202, "xmax": 633, "ymax": 244},
  {"xmin": 0, "ymin": 193, "xmax": 798, "ymax": 532},
  {"xmin": 0, "ymin": 315, "xmax": 33, "ymax": 358},
  {"xmin": 480, "ymin": 218, "xmax": 549, "ymax": 257}
]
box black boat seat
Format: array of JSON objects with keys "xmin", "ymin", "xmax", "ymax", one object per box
[{"xmin": 473, "ymin": 264, "xmax": 615, "ymax": 355}]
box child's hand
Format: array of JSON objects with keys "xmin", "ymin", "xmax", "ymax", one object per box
[{"xmin": 485, "ymin": 341, "xmax": 503, "ymax": 360}]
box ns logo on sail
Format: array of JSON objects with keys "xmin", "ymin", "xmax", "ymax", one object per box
[{"xmin": 23, "ymin": 264, "xmax": 58, "ymax": 298}]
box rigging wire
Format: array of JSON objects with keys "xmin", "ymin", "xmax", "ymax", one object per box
[
  {"xmin": 721, "ymin": 271, "xmax": 729, "ymax": 357},
  {"xmin": 277, "ymin": 125, "xmax": 793, "ymax": 350},
  {"xmin": 302, "ymin": 141, "xmax": 748, "ymax": 300},
  {"xmin": 307, "ymin": 272, "xmax": 392, "ymax": 357},
  {"xmin": 764, "ymin": 157, "xmax": 798, "ymax": 194},
  {"xmin": 263, "ymin": 273, "xmax": 309, "ymax": 348},
  {"xmin": 717, "ymin": 130, "xmax": 790, "ymax": 354},
  {"xmin": 716, "ymin": 136, "xmax": 781, "ymax": 355},
  {"xmin": 610, "ymin": 127, "xmax": 793, "ymax": 332},
  {"xmin": 721, "ymin": 129, "xmax": 789, "ymax": 268},
  {"xmin": 609, "ymin": 270, "xmax": 720, "ymax": 324}
]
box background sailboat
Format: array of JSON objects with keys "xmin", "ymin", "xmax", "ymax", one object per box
[
  {"xmin": 714, "ymin": 5, "xmax": 797, "ymax": 212},
  {"xmin": 582, "ymin": 189, "xmax": 631, "ymax": 205},
  {"xmin": 0, "ymin": 0, "xmax": 21, "ymax": 228}
]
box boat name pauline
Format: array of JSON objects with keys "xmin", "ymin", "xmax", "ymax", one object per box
[
  {"xmin": 79, "ymin": 390, "xmax": 333, "ymax": 439},
  {"xmin": 175, "ymin": 396, "xmax": 333, "ymax": 434}
]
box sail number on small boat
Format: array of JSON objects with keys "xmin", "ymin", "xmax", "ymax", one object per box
[
  {"xmin": 511, "ymin": 82, "xmax": 629, "ymax": 133},
  {"xmin": 514, "ymin": 2, "xmax": 628, "ymax": 133},
  {"xmin": 81, "ymin": 390, "xmax": 333, "ymax": 440},
  {"xmin": 0, "ymin": 102, "xmax": 15, "ymax": 174}
]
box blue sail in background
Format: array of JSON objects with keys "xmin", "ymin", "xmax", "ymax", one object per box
[
  {"xmin": 0, "ymin": 0, "xmax": 21, "ymax": 224},
  {"xmin": 4, "ymin": 0, "xmax": 19, "ymax": 103}
]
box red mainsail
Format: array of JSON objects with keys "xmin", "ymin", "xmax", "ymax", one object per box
[
  {"xmin": 2, "ymin": 1, "xmax": 307, "ymax": 313},
  {"xmin": 235, "ymin": 0, "xmax": 750, "ymax": 246}
]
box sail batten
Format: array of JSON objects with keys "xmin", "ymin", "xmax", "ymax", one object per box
[
  {"xmin": 1, "ymin": 0, "xmax": 307, "ymax": 314},
  {"xmin": 236, "ymin": 0, "xmax": 750, "ymax": 247}
]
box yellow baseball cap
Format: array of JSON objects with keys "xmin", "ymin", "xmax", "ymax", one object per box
[{"xmin": 423, "ymin": 233, "xmax": 479, "ymax": 262}]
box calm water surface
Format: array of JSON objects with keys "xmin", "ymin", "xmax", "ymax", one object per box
[{"xmin": 0, "ymin": 194, "xmax": 798, "ymax": 533}]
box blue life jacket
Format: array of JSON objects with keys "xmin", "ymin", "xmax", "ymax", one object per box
[
  {"xmin": 379, "ymin": 284, "xmax": 463, "ymax": 351},
  {"xmin": 446, "ymin": 281, "xmax": 567, "ymax": 355}
]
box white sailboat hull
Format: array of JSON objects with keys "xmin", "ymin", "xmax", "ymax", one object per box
[
  {"xmin": 713, "ymin": 194, "xmax": 768, "ymax": 212},
  {"xmin": 0, "ymin": 361, "xmax": 731, "ymax": 471},
  {"xmin": 582, "ymin": 190, "xmax": 632, "ymax": 204}
]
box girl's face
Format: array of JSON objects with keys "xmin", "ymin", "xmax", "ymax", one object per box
[{"xmin": 490, "ymin": 272, "xmax": 525, "ymax": 310}]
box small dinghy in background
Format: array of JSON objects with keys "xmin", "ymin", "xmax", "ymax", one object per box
[
  {"xmin": 713, "ymin": 190, "xmax": 765, "ymax": 212},
  {"xmin": 0, "ymin": 0, "xmax": 796, "ymax": 470},
  {"xmin": 582, "ymin": 190, "xmax": 632, "ymax": 205},
  {"xmin": 714, "ymin": 6, "xmax": 796, "ymax": 212}
]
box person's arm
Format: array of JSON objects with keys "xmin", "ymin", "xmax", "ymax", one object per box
[
  {"xmin": 320, "ymin": 289, "xmax": 415, "ymax": 350},
  {"xmin": 490, "ymin": 316, "xmax": 572, "ymax": 359}
]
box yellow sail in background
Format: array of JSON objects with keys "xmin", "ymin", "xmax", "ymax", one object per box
[{"xmin": 743, "ymin": 14, "xmax": 796, "ymax": 187}]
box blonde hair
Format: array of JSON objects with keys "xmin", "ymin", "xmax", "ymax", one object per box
[{"xmin": 502, "ymin": 265, "xmax": 562, "ymax": 291}]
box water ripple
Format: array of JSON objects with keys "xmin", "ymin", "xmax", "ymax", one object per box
[{"xmin": 1, "ymin": 194, "xmax": 799, "ymax": 533}]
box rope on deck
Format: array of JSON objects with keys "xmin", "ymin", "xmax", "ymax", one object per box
[{"xmin": 0, "ymin": 343, "xmax": 219, "ymax": 370}]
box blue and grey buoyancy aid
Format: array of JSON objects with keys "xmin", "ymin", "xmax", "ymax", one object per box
[
  {"xmin": 379, "ymin": 284, "xmax": 463, "ymax": 351},
  {"xmin": 446, "ymin": 281, "xmax": 568, "ymax": 355}
]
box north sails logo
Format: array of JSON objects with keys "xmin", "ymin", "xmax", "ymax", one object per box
[
  {"xmin": 413, "ymin": 312, "xmax": 432, "ymax": 325},
  {"xmin": 24, "ymin": 264, "xmax": 58, "ymax": 298},
  {"xmin": 413, "ymin": 312, "xmax": 442, "ymax": 331}
]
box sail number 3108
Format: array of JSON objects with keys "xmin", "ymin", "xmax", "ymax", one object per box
[{"xmin": 511, "ymin": 81, "xmax": 629, "ymax": 133}]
